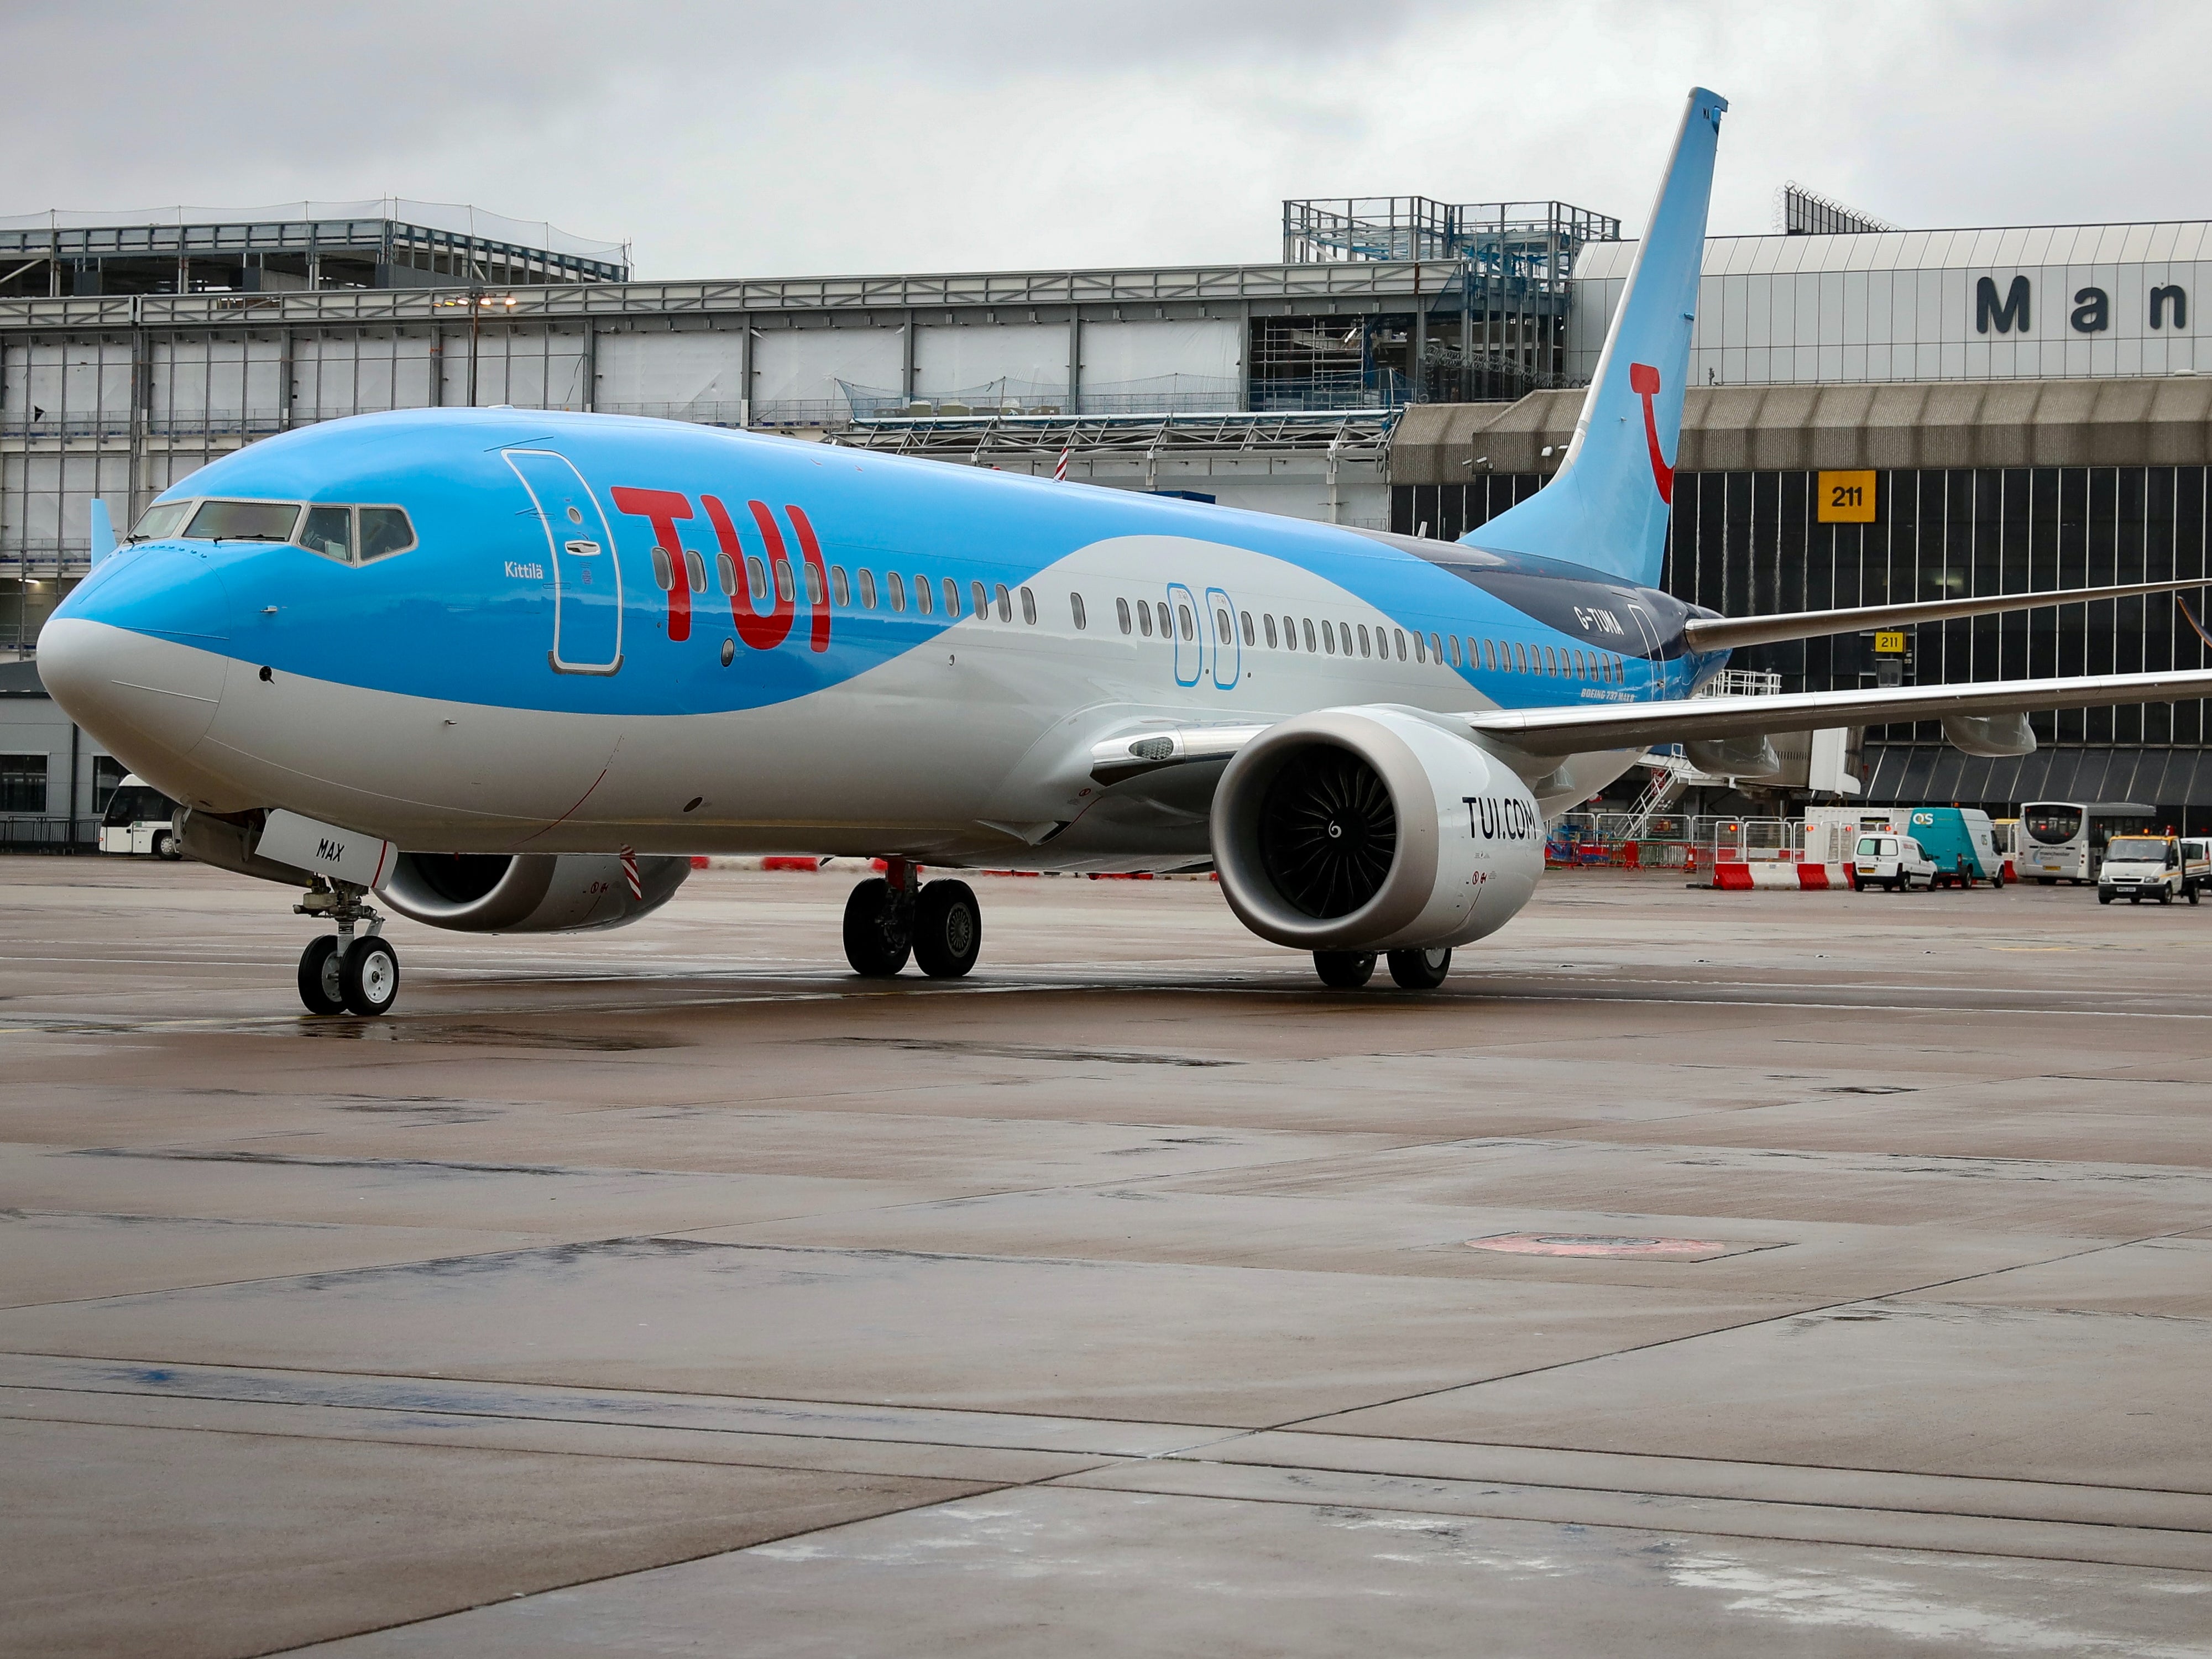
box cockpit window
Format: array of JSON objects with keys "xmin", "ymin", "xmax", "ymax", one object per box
[
  {"xmin": 289, "ymin": 505, "xmax": 417, "ymax": 566},
  {"xmin": 131, "ymin": 501, "xmax": 194, "ymax": 542},
  {"xmin": 358, "ymin": 507, "xmax": 416, "ymax": 562},
  {"xmin": 184, "ymin": 500, "xmax": 301, "ymax": 542},
  {"xmin": 299, "ymin": 506, "xmax": 353, "ymax": 563}
]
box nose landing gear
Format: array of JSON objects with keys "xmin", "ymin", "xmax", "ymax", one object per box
[
  {"xmin": 294, "ymin": 880, "xmax": 400, "ymax": 1016},
  {"xmin": 843, "ymin": 860, "xmax": 981, "ymax": 979}
]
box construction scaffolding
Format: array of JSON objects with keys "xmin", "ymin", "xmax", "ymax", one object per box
[{"xmin": 1270, "ymin": 197, "xmax": 1619, "ymax": 406}]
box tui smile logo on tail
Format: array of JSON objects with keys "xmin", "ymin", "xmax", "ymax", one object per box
[{"xmin": 1629, "ymin": 363, "xmax": 1674, "ymax": 505}]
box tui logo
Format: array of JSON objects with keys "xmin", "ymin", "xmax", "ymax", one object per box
[{"xmin": 1629, "ymin": 363, "xmax": 1674, "ymax": 506}]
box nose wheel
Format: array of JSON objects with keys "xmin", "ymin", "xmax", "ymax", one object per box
[{"xmin": 293, "ymin": 881, "xmax": 399, "ymax": 1016}]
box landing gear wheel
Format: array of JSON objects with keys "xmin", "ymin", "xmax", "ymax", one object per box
[
  {"xmin": 913, "ymin": 881, "xmax": 981, "ymax": 979},
  {"xmin": 1387, "ymin": 947, "xmax": 1452, "ymax": 990},
  {"xmin": 842, "ymin": 877, "xmax": 912, "ymax": 977},
  {"xmin": 339, "ymin": 936, "xmax": 399, "ymax": 1016},
  {"xmin": 296, "ymin": 935, "xmax": 346, "ymax": 1015},
  {"xmin": 1313, "ymin": 950, "xmax": 1377, "ymax": 988}
]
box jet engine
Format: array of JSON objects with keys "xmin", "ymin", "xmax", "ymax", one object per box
[
  {"xmin": 379, "ymin": 851, "xmax": 692, "ymax": 933},
  {"xmin": 1211, "ymin": 706, "xmax": 1543, "ymax": 954}
]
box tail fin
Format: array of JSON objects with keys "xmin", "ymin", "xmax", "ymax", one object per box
[{"xmin": 1468, "ymin": 87, "xmax": 1725, "ymax": 586}]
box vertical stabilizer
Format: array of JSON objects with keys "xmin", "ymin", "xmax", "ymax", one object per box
[{"xmin": 1468, "ymin": 88, "xmax": 1725, "ymax": 586}]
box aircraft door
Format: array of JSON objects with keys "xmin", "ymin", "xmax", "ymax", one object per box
[
  {"xmin": 505, "ymin": 448, "xmax": 624, "ymax": 674},
  {"xmin": 1205, "ymin": 585, "xmax": 1241, "ymax": 688},
  {"xmin": 1165, "ymin": 582, "xmax": 1204, "ymax": 688}
]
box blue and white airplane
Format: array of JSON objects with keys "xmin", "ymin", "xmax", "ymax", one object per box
[{"xmin": 39, "ymin": 90, "xmax": 2212, "ymax": 1014}]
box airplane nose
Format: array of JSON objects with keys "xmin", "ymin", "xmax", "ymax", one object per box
[{"xmin": 40, "ymin": 546, "xmax": 239, "ymax": 766}]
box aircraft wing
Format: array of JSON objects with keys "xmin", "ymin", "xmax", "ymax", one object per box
[
  {"xmin": 1464, "ymin": 668, "xmax": 2212, "ymax": 755},
  {"xmin": 1680, "ymin": 575, "xmax": 2212, "ymax": 653}
]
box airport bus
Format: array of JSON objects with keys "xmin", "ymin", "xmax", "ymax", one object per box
[
  {"xmin": 2016, "ymin": 800, "xmax": 2153, "ymax": 885},
  {"xmin": 97, "ymin": 773, "xmax": 182, "ymax": 858}
]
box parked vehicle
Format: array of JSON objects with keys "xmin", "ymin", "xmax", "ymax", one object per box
[
  {"xmin": 2185, "ymin": 839, "xmax": 2212, "ymax": 901},
  {"xmin": 2098, "ymin": 835, "xmax": 2200, "ymax": 906},
  {"xmin": 1904, "ymin": 807, "xmax": 2005, "ymax": 888},
  {"xmin": 97, "ymin": 774, "xmax": 182, "ymax": 858},
  {"xmin": 1853, "ymin": 833, "xmax": 1938, "ymax": 891},
  {"xmin": 2017, "ymin": 800, "xmax": 2153, "ymax": 884}
]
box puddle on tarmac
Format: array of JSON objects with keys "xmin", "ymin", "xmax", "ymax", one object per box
[{"xmin": 828, "ymin": 1035, "xmax": 1237, "ymax": 1067}]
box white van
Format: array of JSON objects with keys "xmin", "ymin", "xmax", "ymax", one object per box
[
  {"xmin": 2099, "ymin": 835, "xmax": 2198, "ymax": 906},
  {"xmin": 97, "ymin": 774, "xmax": 182, "ymax": 858},
  {"xmin": 1853, "ymin": 833, "xmax": 1937, "ymax": 892}
]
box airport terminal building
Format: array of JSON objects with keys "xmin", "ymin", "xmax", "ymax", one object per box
[{"xmin": 6, "ymin": 190, "xmax": 2212, "ymax": 829}]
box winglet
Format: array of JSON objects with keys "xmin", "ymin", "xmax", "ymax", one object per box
[
  {"xmin": 1467, "ymin": 88, "xmax": 1725, "ymax": 586},
  {"xmin": 89, "ymin": 499, "xmax": 117, "ymax": 565}
]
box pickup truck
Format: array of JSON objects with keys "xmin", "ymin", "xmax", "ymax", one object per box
[
  {"xmin": 2098, "ymin": 835, "xmax": 2201, "ymax": 906},
  {"xmin": 1853, "ymin": 833, "xmax": 1938, "ymax": 892}
]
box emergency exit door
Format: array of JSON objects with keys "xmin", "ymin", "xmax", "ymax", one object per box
[{"xmin": 505, "ymin": 448, "xmax": 624, "ymax": 674}]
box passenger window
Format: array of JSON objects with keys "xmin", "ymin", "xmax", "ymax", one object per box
[
  {"xmin": 1321, "ymin": 621, "xmax": 1335, "ymax": 655},
  {"xmin": 746, "ymin": 556, "xmax": 767, "ymax": 600},
  {"xmin": 1137, "ymin": 601, "xmax": 1153, "ymax": 637},
  {"xmin": 358, "ymin": 507, "xmax": 415, "ymax": 561},
  {"xmin": 1413, "ymin": 632, "xmax": 1425, "ymax": 663},
  {"xmin": 1215, "ymin": 607, "xmax": 1231, "ymax": 644},
  {"xmin": 717, "ymin": 552, "xmax": 739, "ymax": 595},
  {"xmin": 1264, "ymin": 614, "xmax": 1279, "ymax": 648},
  {"xmin": 1177, "ymin": 602, "xmax": 1194, "ymax": 640},
  {"xmin": 806, "ymin": 564, "xmax": 826, "ymax": 605},
  {"xmin": 831, "ymin": 566, "xmax": 850, "ymax": 606},
  {"xmin": 995, "ymin": 583, "xmax": 1011, "ymax": 621},
  {"xmin": 1303, "ymin": 618, "xmax": 1317, "ymax": 652},
  {"xmin": 1394, "ymin": 628, "xmax": 1406, "ymax": 661},
  {"xmin": 1117, "ymin": 597, "xmax": 1132, "ymax": 635},
  {"xmin": 1339, "ymin": 622, "xmax": 1353, "ymax": 655},
  {"xmin": 944, "ymin": 578, "xmax": 960, "ymax": 616},
  {"xmin": 1357, "ymin": 625, "xmax": 1371, "ymax": 658},
  {"xmin": 651, "ymin": 546, "xmax": 674, "ymax": 592},
  {"xmin": 972, "ymin": 579, "xmax": 989, "ymax": 619},
  {"xmin": 1071, "ymin": 593, "xmax": 1087, "ymax": 630},
  {"xmin": 776, "ymin": 561, "xmax": 793, "ymax": 602},
  {"xmin": 684, "ymin": 549, "xmax": 707, "ymax": 593},
  {"xmin": 1021, "ymin": 585, "xmax": 1037, "ymax": 625},
  {"xmin": 1449, "ymin": 636, "xmax": 1463, "ymax": 667},
  {"xmin": 1240, "ymin": 610, "xmax": 1255, "ymax": 646},
  {"xmin": 888, "ymin": 572, "xmax": 907, "ymax": 612},
  {"xmin": 914, "ymin": 575, "xmax": 933, "ymax": 615},
  {"xmin": 299, "ymin": 505, "xmax": 352, "ymax": 562},
  {"xmin": 857, "ymin": 568, "xmax": 877, "ymax": 609}
]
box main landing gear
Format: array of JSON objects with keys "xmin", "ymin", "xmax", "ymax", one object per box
[
  {"xmin": 294, "ymin": 878, "xmax": 400, "ymax": 1016},
  {"xmin": 843, "ymin": 858, "xmax": 981, "ymax": 980},
  {"xmin": 1311, "ymin": 947, "xmax": 1453, "ymax": 990}
]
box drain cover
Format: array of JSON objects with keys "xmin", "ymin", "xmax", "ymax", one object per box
[{"xmin": 1467, "ymin": 1233, "xmax": 1732, "ymax": 1259}]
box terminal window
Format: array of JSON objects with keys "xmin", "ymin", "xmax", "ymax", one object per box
[{"xmin": 1, "ymin": 754, "xmax": 48, "ymax": 813}]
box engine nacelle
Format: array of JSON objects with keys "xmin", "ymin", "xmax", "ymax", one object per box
[
  {"xmin": 378, "ymin": 850, "xmax": 691, "ymax": 934},
  {"xmin": 1212, "ymin": 706, "xmax": 1544, "ymax": 953},
  {"xmin": 1942, "ymin": 711, "xmax": 2037, "ymax": 758}
]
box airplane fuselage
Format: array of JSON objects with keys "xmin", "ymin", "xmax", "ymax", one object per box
[{"xmin": 47, "ymin": 408, "xmax": 1721, "ymax": 870}]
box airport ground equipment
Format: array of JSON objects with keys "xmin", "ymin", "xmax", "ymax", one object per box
[{"xmin": 2098, "ymin": 834, "xmax": 2198, "ymax": 905}]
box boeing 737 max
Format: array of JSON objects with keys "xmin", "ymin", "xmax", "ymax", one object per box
[{"xmin": 38, "ymin": 89, "xmax": 2212, "ymax": 1013}]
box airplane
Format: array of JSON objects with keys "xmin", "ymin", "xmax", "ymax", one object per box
[{"xmin": 39, "ymin": 87, "xmax": 2212, "ymax": 1016}]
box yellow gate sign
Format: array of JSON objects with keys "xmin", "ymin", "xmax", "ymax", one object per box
[
  {"xmin": 1819, "ymin": 470, "xmax": 1877, "ymax": 523},
  {"xmin": 1874, "ymin": 630, "xmax": 1907, "ymax": 655}
]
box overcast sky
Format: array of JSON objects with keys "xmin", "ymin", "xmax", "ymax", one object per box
[{"xmin": 8, "ymin": 1, "xmax": 2211, "ymax": 278}]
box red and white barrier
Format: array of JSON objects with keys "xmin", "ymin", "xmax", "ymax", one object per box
[{"xmin": 1709, "ymin": 861, "xmax": 1853, "ymax": 891}]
